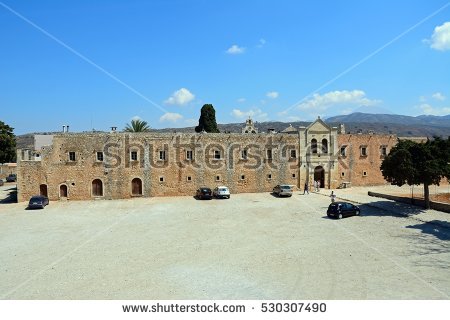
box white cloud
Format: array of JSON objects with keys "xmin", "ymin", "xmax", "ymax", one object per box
[
  {"xmin": 159, "ymin": 112, "xmax": 183, "ymax": 123},
  {"xmin": 297, "ymin": 90, "xmax": 380, "ymax": 112},
  {"xmin": 432, "ymin": 92, "xmax": 446, "ymax": 101},
  {"xmin": 429, "ymin": 21, "xmax": 450, "ymax": 51},
  {"xmin": 131, "ymin": 115, "xmax": 142, "ymax": 121},
  {"xmin": 226, "ymin": 44, "xmax": 245, "ymax": 54},
  {"xmin": 164, "ymin": 88, "xmax": 195, "ymax": 105},
  {"xmin": 237, "ymin": 98, "xmax": 246, "ymax": 103},
  {"xmin": 184, "ymin": 118, "xmax": 197, "ymax": 126},
  {"xmin": 417, "ymin": 103, "xmax": 450, "ymax": 116},
  {"xmin": 231, "ymin": 108, "xmax": 268, "ymax": 121},
  {"xmin": 257, "ymin": 38, "xmax": 266, "ymax": 48},
  {"xmin": 266, "ymin": 91, "xmax": 279, "ymax": 99}
]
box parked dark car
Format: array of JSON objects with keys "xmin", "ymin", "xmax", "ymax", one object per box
[
  {"xmin": 0, "ymin": 179, "xmax": 4, "ymax": 186},
  {"xmin": 6, "ymin": 174, "xmax": 16, "ymax": 182},
  {"xmin": 196, "ymin": 187, "xmax": 213, "ymax": 200},
  {"xmin": 28, "ymin": 195, "xmax": 49, "ymax": 209},
  {"xmin": 327, "ymin": 202, "xmax": 360, "ymax": 219}
]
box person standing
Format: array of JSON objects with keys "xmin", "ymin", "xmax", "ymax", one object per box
[
  {"xmin": 313, "ymin": 180, "xmax": 317, "ymax": 192},
  {"xmin": 330, "ymin": 191, "xmax": 336, "ymax": 203},
  {"xmin": 303, "ymin": 182, "xmax": 309, "ymax": 195}
]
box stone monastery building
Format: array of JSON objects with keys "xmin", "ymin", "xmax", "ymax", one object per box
[{"xmin": 16, "ymin": 117, "xmax": 397, "ymax": 202}]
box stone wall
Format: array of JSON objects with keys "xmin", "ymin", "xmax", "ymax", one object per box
[
  {"xmin": 17, "ymin": 132, "xmax": 300, "ymax": 202},
  {"xmin": 337, "ymin": 134, "xmax": 397, "ymax": 187}
]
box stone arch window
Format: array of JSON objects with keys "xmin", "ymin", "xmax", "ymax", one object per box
[
  {"xmin": 322, "ymin": 139, "xmax": 328, "ymax": 154},
  {"xmin": 131, "ymin": 178, "xmax": 143, "ymax": 196},
  {"xmin": 92, "ymin": 179, "xmax": 103, "ymax": 197},
  {"xmin": 59, "ymin": 184, "xmax": 68, "ymax": 198},
  {"xmin": 311, "ymin": 139, "xmax": 318, "ymax": 154}
]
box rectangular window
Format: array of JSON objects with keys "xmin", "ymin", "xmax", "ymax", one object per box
[
  {"xmin": 241, "ymin": 149, "xmax": 248, "ymax": 159},
  {"xmin": 216, "ymin": 175, "xmax": 221, "ymax": 181},
  {"xmin": 186, "ymin": 150, "xmax": 193, "ymax": 160},
  {"xmin": 341, "ymin": 172, "xmax": 345, "ymax": 177},
  {"xmin": 290, "ymin": 149, "xmax": 296, "ymax": 158},
  {"xmin": 267, "ymin": 149, "xmax": 272, "ymax": 159},
  {"xmin": 187, "ymin": 176, "xmax": 192, "ymax": 181},
  {"xmin": 267, "ymin": 174, "xmax": 272, "ymax": 179},
  {"xmin": 159, "ymin": 150, "xmax": 166, "ymax": 161},
  {"xmin": 340, "ymin": 146, "xmax": 346, "ymax": 157},
  {"xmin": 159, "ymin": 176, "xmax": 165, "ymax": 182},
  {"xmin": 292, "ymin": 173, "xmax": 296, "ymax": 178},
  {"xmin": 360, "ymin": 146, "xmax": 367, "ymax": 157},
  {"xmin": 363, "ymin": 171, "xmax": 368, "ymax": 177},
  {"xmin": 69, "ymin": 152, "xmax": 76, "ymax": 161},
  {"xmin": 130, "ymin": 151, "xmax": 138, "ymax": 161},
  {"xmin": 96, "ymin": 152, "xmax": 103, "ymax": 162},
  {"xmin": 381, "ymin": 146, "xmax": 387, "ymax": 156},
  {"xmin": 240, "ymin": 175, "xmax": 245, "ymax": 180},
  {"xmin": 214, "ymin": 150, "xmax": 221, "ymax": 159}
]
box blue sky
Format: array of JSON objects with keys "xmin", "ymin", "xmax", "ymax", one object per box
[{"xmin": 1, "ymin": 0, "xmax": 450, "ymax": 134}]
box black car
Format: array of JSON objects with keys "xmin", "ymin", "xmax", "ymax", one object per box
[
  {"xmin": 28, "ymin": 195, "xmax": 49, "ymax": 209},
  {"xmin": 327, "ymin": 202, "xmax": 360, "ymax": 219},
  {"xmin": 196, "ymin": 187, "xmax": 213, "ymax": 200},
  {"xmin": 6, "ymin": 174, "xmax": 16, "ymax": 182}
]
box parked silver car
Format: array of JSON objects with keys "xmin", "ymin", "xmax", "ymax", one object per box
[
  {"xmin": 272, "ymin": 184, "xmax": 293, "ymax": 197},
  {"xmin": 213, "ymin": 186, "xmax": 230, "ymax": 199}
]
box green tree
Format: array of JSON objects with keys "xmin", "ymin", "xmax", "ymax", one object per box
[
  {"xmin": 195, "ymin": 104, "xmax": 220, "ymax": 133},
  {"xmin": 380, "ymin": 138, "xmax": 450, "ymax": 209},
  {"xmin": 123, "ymin": 119, "xmax": 151, "ymax": 132},
  {"xmin": 0, "ymin": 120, "xmax": 16, "ymax": 163}
]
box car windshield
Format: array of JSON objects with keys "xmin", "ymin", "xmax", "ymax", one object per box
[
  {"xmin": 219, "ymin": 188, "xmax": 228, "ymax": 192},
  {"xmin": 280, "ymin": 186, "xmax": 291, "ymax": 189},
  {"xmin": 30, "ymin": 197, "xmax": 42, "ymax": 202},
  {"xmin": 201, "ymin": 189, "xmax": 210, "ymax": 192}
]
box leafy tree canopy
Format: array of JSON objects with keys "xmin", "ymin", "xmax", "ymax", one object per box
[
  {"xmin": 0, "ymin": 120, "xmax": 16, "ymax": 163},
  {"xmin": 195, "ymin": 104, "xmax": 220, "ymax": 133},
  {"xmin": 380, "ymin": 138, "xmax": 450, "ymax": 208}
]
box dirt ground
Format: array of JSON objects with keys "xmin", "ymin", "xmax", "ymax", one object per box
[{"xmin": 1, "ymin": 185, "xmax": 449, "ymax": 299}]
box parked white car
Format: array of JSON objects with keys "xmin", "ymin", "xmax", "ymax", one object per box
[
  {"xmin": 213, "ymin": 186, "xmax": 231, "ymax": 199},
  {"xmin": 272, "ymin": 184, "xmax": 293, "ymax": 197}
]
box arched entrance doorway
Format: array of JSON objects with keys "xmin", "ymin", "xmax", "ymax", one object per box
[
  {"xmin": 60, "ymin": 184, "xmax": 68, "ymax": 198},
  {"xmin": 131, "ymin": 178, "xmax": 142, "ymax": 196},
  {"xmin": 314, "ymin": 166, "xmax": 325, "ymax": 188},
  {"xmin": 92, "ymin": 179, "xmax": 103, "ymax": 197},
  {"xmin": 39, "ymin": 184, "xmax": 48, "ymax": 197}
]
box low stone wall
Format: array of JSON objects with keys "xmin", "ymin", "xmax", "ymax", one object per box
[{"xmin": 368, "ymin": 191, "xmax": 450, "ymax": 213}]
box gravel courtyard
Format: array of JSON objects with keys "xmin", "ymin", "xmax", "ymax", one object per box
[{"xmin": 1, "ymin": 184, "xmax": 449, "ymax": 299}]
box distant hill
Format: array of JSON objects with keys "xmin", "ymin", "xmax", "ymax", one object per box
[{"xmin": 326, "ymin": 112, "xmax": 450, "ymax": 127}]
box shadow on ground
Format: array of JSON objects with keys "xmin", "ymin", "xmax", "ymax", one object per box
[
  {"xmin": 0, "ymin": 187, "xmax": 17, "ymax": 204},
  {"xmin": 406, "ymin": 220, "xmax": 450, "ymax": 241},
  {"xmin": 357, "ymin": 201, "xmax": 426, "ymax": 218}
]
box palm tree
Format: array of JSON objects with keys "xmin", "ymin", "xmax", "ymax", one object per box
[{"xmin": 124, "ymin": 119, "xmax": 151, "ymax": 132}]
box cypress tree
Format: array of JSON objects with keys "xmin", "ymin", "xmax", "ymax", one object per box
[{"xmin": 195, "ymin": 104, "xmax": 220, "ymax": 133}]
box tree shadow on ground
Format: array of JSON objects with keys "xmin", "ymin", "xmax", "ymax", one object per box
[
  {"xmin": 0, "ymin": 187, "xmax": 17, "ymax": 204},
  {"xmin": 357, "ymin": 201, "xmax": 426, "ymax": 218},
  {"xmin": 405, "ymin": 221, "xmax": 450, "ymax": 241}
]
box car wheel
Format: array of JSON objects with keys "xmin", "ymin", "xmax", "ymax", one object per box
[
  {"xmin": 338, "ymin": 213, "xmax": 343, "ymax": 219},
  {"xmin": 227, "ymin": 195, "xmax": 230, "ymax": 199}
]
